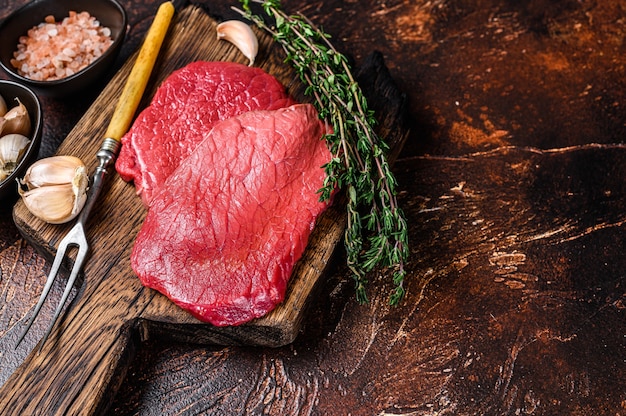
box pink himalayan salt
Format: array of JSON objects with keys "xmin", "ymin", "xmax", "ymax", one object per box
[{"xmin": 10, "ymin": 11, "xmax": 113, "ymax": 81}]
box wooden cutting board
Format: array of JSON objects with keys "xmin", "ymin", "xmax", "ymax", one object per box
[{"xmin": 2, "ymin": 5, "xmax": 408, "ymax": 415}]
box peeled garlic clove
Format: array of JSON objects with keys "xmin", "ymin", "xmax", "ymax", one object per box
[
  {"xmin": 22, "ymin": 155, "xmax": 86, "ymax": 189},
  {"xmin": 1, "ymin": 98, "xmax": 31, "ymax": 136},
  {"xmin": 18, "ymin": 155, "xmax": 88, "ymax": 224},
  {"xmin": 0, "ymin": 133, "xmax": 30, "ymax": 175},
  {"xmin": 217, "ymin": 20, "xmax": 259, "ymax": 66},
  {"xmin": 0, "ymin": 93, "xmax": 7, "ymax": 117}
]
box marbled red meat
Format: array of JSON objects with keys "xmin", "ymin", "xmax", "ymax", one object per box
[
  {"xmin": 131, "ymin": 104, "xmax": 331, "ymax": 326},
  {"xmin": 115, "ymin": 61, "xmax": 296, "ymax": 205}
]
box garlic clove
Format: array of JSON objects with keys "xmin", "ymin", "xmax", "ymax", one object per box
[
  {"xmin": 0, "ymin": 133, "xmax": 30, "ymax": 177},
  {"xmin": 19, "ymin": 184, "xmax": 80, "ymax": 224},
  {"xmin": 1, "ymin": 98, "xmax": 31, "ymax": 137},
  {"xmin": 18, "ymin": 155, "xmax": 89, "ymax": 224},
  {"xmin": 0, "ymin": 93, "xmax": 6, "ymax": 117},
  {"xmin": 21, "ymin": 155, "xmax": 86, "ymax": 189},
  {"xmin": 217, "ymin": 20, "xmax": 259, "ymax": 66}
]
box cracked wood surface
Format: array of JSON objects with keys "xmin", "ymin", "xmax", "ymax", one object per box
[{"xmin": 2, "ymin": 0, "xmax": 626, "ymax": 415}]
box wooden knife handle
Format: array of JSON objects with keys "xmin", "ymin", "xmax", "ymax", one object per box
[{"xmin": 104, "ymin": 1, "xmax": 174, "ymax": 141}]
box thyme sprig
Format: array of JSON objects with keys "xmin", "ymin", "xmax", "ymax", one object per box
[{"xmin": 236, "ymin": 0, "xmax": 408, "ymax": 304}]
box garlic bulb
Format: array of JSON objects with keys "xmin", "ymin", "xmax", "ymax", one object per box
[
  {"xmin": 0, "ymin": 133, "xmax": 30, "ymax": 181},
  {"xmin": 1, "ymin": 98, "xmax": 31, "ymax": 137},
  {"xmin": 19, "ymin": 155, "xmax": 89, "ymax": 224},
  {"xmin": 0, "ymin": 93, "xmax": 6, "ymax": 117},
  {"xmin": 217, "ymin": 20, "xmax": 259, "ymax": 66}
]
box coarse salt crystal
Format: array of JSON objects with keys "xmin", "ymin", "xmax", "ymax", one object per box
[
  {"xmin": 62, "ymin": 47, "xmax": 76, "ymax": 58},
  {"xmin": 56, "ymin": 53, "xmax": 71, "ymax": 62}
]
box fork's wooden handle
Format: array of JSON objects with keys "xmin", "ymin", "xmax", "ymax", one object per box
[{"xmin": 104, "ymin": 1, "xmax": 174, "ymax": 141}]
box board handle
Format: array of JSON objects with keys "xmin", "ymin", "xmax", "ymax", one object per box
[{"xmin": 0, "ymin": 292, "xmax": 144, "ymax": 415}]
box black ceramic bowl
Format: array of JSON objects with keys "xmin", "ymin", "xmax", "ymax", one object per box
[
  {"xmin": 0, "ymin": 80, "xmax": 43, "ymax": 200},
  {"xmin": 0, "ymin": 0, "xmax": 127, "ymax": 97}
]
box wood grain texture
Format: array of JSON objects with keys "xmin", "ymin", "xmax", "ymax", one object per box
[{"xmin": 1, "ymin": 4, "xmax": 407, "ymax": 415}]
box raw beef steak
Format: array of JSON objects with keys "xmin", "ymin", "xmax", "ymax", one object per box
[
  {"xmin": 131, "ymin": 104, "xmax": 331, "ymax": 326},
  {"xmin": 115, "ymin": 61, "xmax": 296, "ymax": 205}
]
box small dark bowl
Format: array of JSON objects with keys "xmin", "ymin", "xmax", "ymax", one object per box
[
  {"xmin": 0, "ymin": 0, "xmax": 127, "ymax": 97},
  {"xmin": 0, "ymin": 80, "xmax": 43, "ymax": 200}
]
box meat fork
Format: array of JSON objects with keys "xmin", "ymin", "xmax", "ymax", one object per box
[{"xmin": 16, "ymin": 2, "xmax": 175, "ymax": 351}]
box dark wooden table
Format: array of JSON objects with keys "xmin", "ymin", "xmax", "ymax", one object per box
[{"xmin": 2, "ymin": 0, "xmax": 626, "ymax": 414}]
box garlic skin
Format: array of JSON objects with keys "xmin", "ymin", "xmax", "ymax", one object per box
[
  {"xmin": 1, "ymin": 98, "xmax": 31, "ymax": 137},
  {"xmin": 19, "ymin": 155, "xmax": 89, "ymax": 224},
  {"xmin": 0, "ymin": 93, "xmax": 6, "ymax": 117},
  {"xmin": 21, "ymin": 155, "xmax": 85, "ymax": 189},
  {"xmin": 217, "ymin": 20, "xmax": 259, "ymax": 66},
  {"xmin": 0, "ymin": 133, "xmax": 30, "ymax": 180}
]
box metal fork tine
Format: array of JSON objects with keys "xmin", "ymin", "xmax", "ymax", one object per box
[
  {"xmin": 37, "ymin": 224, "xmax": 89, "ymax": 353},
  {"xmin": 14, "ymin": 236, "xmax": 69, "ymax": 348},
  {"xmin": 15, "ymin": 222, "xmax": 89, "ymax": 351}
]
